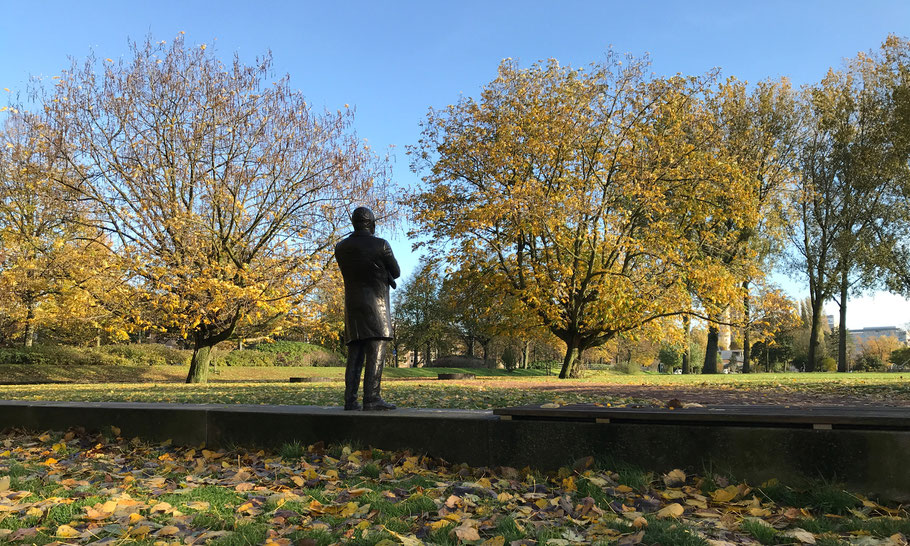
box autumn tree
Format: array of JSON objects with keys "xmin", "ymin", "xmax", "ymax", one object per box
[
  {"xmin": 0, "ymin": 114, "xmax": 120, "ymax": 347},
  {"xmin": 38, "ymin": 35, "xmax": 392, "ymax": 382},
  {"xmin": 409, "ymin": 56, "xmax": 752, "ymax": 378},
  {"xmin": 438, "ymin": 259, "xmax": 544, "ymax": 364}
]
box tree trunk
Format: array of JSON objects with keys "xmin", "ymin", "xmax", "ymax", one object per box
[
  {"xmin": 837, "ymin": 268, "xmax": 849, "ymax": 372},
  {"xmin": 807, "ymin": 296, "xmax": 824, "ymax": 372},
  {"xmin": 185, "ymin": 315, "xmax": 239, "ymax": 383},
  {"xmin": 742, "ymin": 281, "xmax": 751, "ymax": 374},
  {"xmin": 23, "ymin": 301, "xmax": 36, "ymax": 348},
  {"xmin": 186, "ymin": 337, "xmax": 215, "ymax": 384},
  {"xmin": 559, "ymin": 338, "xmax": 581, "ymax": 379},
  {"xmin": 681, "ymin": 315, "xmax": 691, "ymax": 374},
  {"xmin": 702, "ymin": 323, "xmax": 719, "ymax": 374},
  {"xmin": 522, "ymin": 340, "xmax": 531, "ymax": 369},
  {"xmin": 466, "ymin": 337, "xmax": 475, "ymax": 358}
]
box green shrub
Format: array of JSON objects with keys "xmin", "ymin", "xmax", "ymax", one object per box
[
  {"xmin": 215, "ymin": 350, "xmax": 279, "ymax": 367},
  {"xmin": 0, "ymin": 345, "xmax": 129, "ymax": 366},
  {"xmin": 614, "ymin": 360, "xmax": 641, "ymax": 375},
  {"xmin": 855, "ymin": 354, "xmax": 888, "ymax": 372},
  {"xmin": 98, "ymin": 344, "xmax": 192, "ymax": 366},
  {"xmin": 219, "ymin": 341, "xmax": 343, "ymax": 367},
  {"xmin": 819, "ymin": 356, "xmax": 837, "ymax": 372},
  {"xmin": 501, "ymin": 346, "xmax": 518, "ymax": 371}
]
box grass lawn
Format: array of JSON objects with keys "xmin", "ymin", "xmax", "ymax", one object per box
[
  {"xmin": 0, "ymin": 429, "xmax": 907, "ymax": 545},
  {"xmin": 1, "ymin": 364, "xmax": 909, "ymax": 408},
  {"xmin": 0, "ymin": 381, "xmax": 658, "ymax": 409}
]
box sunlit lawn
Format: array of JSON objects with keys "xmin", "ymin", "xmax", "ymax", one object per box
[{"xmin": 1, "ymin": 366, "xmax": 909, "ymax": 408}]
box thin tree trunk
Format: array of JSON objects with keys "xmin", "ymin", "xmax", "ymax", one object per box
[
  {"xmin": 23, "ymin": 301, "xmax": 36, "ymax": 348},
  {"xmin": 522, "ymin": 340, "xmax": 530, "ymax": 369},
  {"xmin": 681, "ymin": 315, "xmax": 691, "ymax": 374},
  {"xmin": 838, "ymin": 268, "xmax": 849, "ymax": 373},
  {"xmin": 742, "ymin": 281, "xmax": 751, "ymax": 374},
  {"xmin": 703, "ymin": 323, "xmax": 719, "ymax": 374}
]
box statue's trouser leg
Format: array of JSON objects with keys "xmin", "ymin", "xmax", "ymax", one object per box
[
  {"xmin": 345, "ymin": 341, "xmax": 366, "ymax": 409},
  {"xmin": 362, "ymin": 339, "xmax": 386, "ymax": 404}
]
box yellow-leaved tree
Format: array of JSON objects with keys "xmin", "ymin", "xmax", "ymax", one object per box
[
  {"xmin": 0, "ymin": 114, "xmax": 122, "ymax": 346},
  {"xmin": 37, "ymin": 35, "xmax": 393, "ymax": 382},
  {"xmin": 409, "ymin": 55, "xmax": 755, "ymax": 378}
]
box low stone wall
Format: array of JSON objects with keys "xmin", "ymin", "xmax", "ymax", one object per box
[{"xmin": 1, "ymin": 400, "xmax": 907, "ymax": 501}]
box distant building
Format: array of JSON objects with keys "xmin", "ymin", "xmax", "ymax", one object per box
[
  {"xmin": 720, "ymin": 349, "xmax": 744, "ymax": 372},
  {"xmin": 826, "ymin": 314, "xmax": 835, "ymax": 330},
  {"xmin": 847, "ymin": 326, "xmax": 908, "ymax": 345}
]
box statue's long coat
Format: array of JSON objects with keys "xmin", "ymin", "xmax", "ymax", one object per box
[{"xmin": 334, "ymin": 230, "xmax": 400, "ymax": 344}]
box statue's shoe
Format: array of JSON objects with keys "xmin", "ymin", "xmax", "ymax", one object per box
[
  {"xmin": 344, "ymin": 402, "xmax": 362, "ymax": 411},
  {"xmin": 363, "ymin": 399, "xmax": 396, "ymax": 411}
]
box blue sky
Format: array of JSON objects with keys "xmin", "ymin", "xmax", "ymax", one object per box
[{"xmin": 2, "ymin": 0, "xmax": 909, "ymax": 328}]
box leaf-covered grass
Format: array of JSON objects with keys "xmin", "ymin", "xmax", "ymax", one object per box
[
  {"xmin": 0, "ymin": 381, "xmax": 658, "ymax": 408},
  {"xmin": 0, "ymin": 430, "xmax": 906, "ymax": 545}
]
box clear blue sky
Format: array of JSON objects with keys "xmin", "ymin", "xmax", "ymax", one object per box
[{"xmin": 2, "ymin": 0, "xmax": 909, "ymax": 328}]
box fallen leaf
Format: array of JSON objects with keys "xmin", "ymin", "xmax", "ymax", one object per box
[
  {"xmin": 663, "ymin": 468, "xmax": 686, "ymax": 487},
  {"xmin": 56, "ymin": 525, "xmax": 81, "ymax": 538},
  {"xmin": 656, "ymin": 503, "xmax": 684, "ymax": 519},
  {"xmin": 784, "ymin": 528, "xmax": 816, "ymax": 544}
]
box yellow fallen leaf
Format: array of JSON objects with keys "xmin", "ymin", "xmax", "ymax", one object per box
[
  {"xmin": 663, "ymin": 469, "xmax": 686, "ymax": 487},
  {"xmin": 711, "ymin": 485, "xmax": 739, "ymax": 503},
  {"xmin": 656, "ymin": 503, "xmax": 685, "ymax": 519},
  {"xmin": 748, "ymin": 507, "xmax": 772, "ymax": 517},
  {"xmin": 291, "ymin": 475, "xmax": 306, "ymax": 487},
  {"xmin": 429, "ymin": 520, "xmax": 451, "ymax": 531},
  {"xmin": 150, "ymin": 502, "xmax": 172, "ymax": 513},
  {"xmin": 0, "ymin": 476, "xmax": 9, "ymax": 492},
  {"xmin": 540, "ymin": 403, "xmax": 561, "ymax": 408},
  {"xmin": 186, "ymin": 501, "xmax": 210, "ymax": 511},
  {"xmin": 130, "ymin": 525, "xmax": 152, "ymax": 537},
  {"xmin": 632, "ymin": 516, "xmax": 648, "ymax": 528},
  {"xmin": 56, "ymin": 525, "xmax": 81, "ymax": 538},
  {"xmin": 157, "ymin": 526, "xmax": 180, "ymax": 536},
  {"xmin": 481, "ymin": 537, "xmax": 506, "ymax": 546},
  {"xmin": 128, "ymin": 512, "xmax": 144, "ymax": 523},
  {"xmin": 339, "ymin": 502, "xmax": 358, "ymax": 518},
  {"xmin": 26, "ymin": 506, "xmax": 43, "ymax": 518}
]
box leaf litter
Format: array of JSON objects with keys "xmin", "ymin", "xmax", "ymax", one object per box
[{"xmin": 0, "ymin": 429, "xmax": 907, "ymax": 545}]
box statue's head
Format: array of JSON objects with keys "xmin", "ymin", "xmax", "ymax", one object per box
[{"xmin": 351, "ymin": 206, "xmax": 376, "ymax": 234}]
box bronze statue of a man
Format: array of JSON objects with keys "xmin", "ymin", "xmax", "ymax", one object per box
[{"xmin": 334, "ymin": 207, "xmax": 400, "ymax": 411}]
